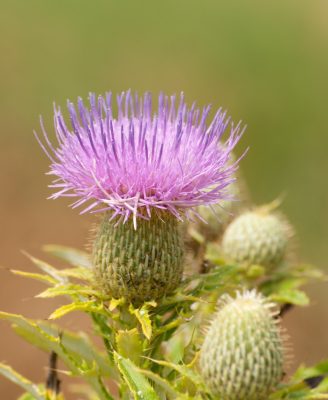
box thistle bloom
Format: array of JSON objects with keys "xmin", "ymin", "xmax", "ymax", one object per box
[
  {"xmin": 36, "ymin": 91, "xmax": 244, "ymax": 227},
  {"xmin": 36, "ymin": 91, "xmax": 245, "ymax": 302}
]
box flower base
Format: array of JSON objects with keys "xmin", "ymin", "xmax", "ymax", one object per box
[{"xmin": 93, "ymin": 212, "xmax": 185, "ymax": 304}]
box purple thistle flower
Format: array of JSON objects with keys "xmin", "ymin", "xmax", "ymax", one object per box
[{"xmin": 36, "ymin": 91, "xmax": 246, "ymax": 226}]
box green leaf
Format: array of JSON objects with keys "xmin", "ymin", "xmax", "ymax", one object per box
[
  {"xmin": 190, "ymin": 264, "xmax": 237, "ymax": 296},
  {"xmin": 10, "ymin": 269, "xmax": 57, "ymax": 285},
  {"xmin": 116, "ymin": 329, "xmax": 143, "ymax": 365},
  {"xmin": 205, "ymin": 242, "xmax": 226, "ymax": 264},
  {"xmin": 0, "ymin": 310, "xmax": 58, "ymax": 346},
  {"xmin": 129, "ymin": 302, "xmax": 156, "ymax": 340},
  {"xmin": 270, "ymin": 289, "xmax": 310, "ymax": 306},
  {"xmin": 16, "ymin": 384, "xmax": 65, "ymax": 399},
  {"xmin": 245, "ymin": 264, "xmax": 266, "ymax": 279},
  {"xmin": 261, "ymin": 277, "xmax": 310, "ymax": 306},
  {"xmin": 43, "ymin": 245, "xmax": 91, "ymax": 268},
  {"xmin": 261, "ymin": 276, "xmax": 303, "ymax": 292},
  {"xmin": 68, "ymin": 383, "xmax": 100, "ymax": 400},
  {"xmin": 57, "ymin": 267, "xmax": 93, "ymax": 282},
  {"xmin": 0, "ymin": 363, "xmax": 45, "ymax": 400},
  {"xmin": 138, "ymin": 368, "xmax": 188, "ymax": 399},
  {"xmin": 293, "ymin": 360, "xmax": 328, "ymax": 381},
  {"xmin": 23, "ymin": 252, "xmax": 67, "ymax": 284},
  {"xmin": 108, "ymin": 297, "xmax": 125, "ymax": 311},
  {"xmin": 35, "ymin": 325, "xmax": 113, "ymax": 377},
  {"xmin": 0, "ymin": 312, "xmax": 115, "ymax": 400},
  {"xmin": 270, "ymin": 359, "xmax": 328, "ymax": 399},
  {"xmin": 293, "ymin": 264, "xmax": 326, "ymax": 281},
  {"xmin": 270, "ymin": 387, "xmax": 328, "ymax": 400},
  {"xmin": 148, "ymin": 358, "xmax": 204, "ymax": 388},
  {"xmin": 48, "ymin": 300, "xmax": 106, "ymax": 320},
  {"xmin": 313, "ymin": 377, "xmax": 328, "ymax": 395},
  {"xmin": 37, "ymin": 284, "xmax": 98, "ymax": 299},
  {"xmin": 18, "ymin": 394, "xmax": 37, "ymax": 400},
  {"xmin": 154, "ymin": 316, "xmax": 186, "ymax": 347},
  {"xmin": 114, "ymin": 352, "xmax": 160, "ymax": 400},
  {"xmin": 163, "ymin": 334, "xmax": 185, "ymax": 364},
  {"xmin": 0, "ymin": 311, "xmax": 113, "ymax": 377}
]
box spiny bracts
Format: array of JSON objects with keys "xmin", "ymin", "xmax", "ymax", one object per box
[
  {"xmin": 221, "ymin": 205, "xmax": 292, "ymax": 269},
  {"xmin": 199, "ymin": 290, "xmax": 285, "ymax": 400},
  {"xmin": 93, "ymin": 212, "xmax": 184, "ymax": 304}
]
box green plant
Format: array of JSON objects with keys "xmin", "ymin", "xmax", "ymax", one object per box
[{"xmin": 1, "ymin": 91, "xmax": 327, "ymax": 399}]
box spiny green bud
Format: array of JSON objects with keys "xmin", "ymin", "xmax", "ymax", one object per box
[
  {"xmin": 200, "ymin": 290, "xmax": 285, "ymax": 400},
  {"xmin": 222, "ymin": 205, "xmax": 292, "ymax": 269},
  {"xmin": 92, "ymin": 212, "xmax": 184, "ymax": 304}
]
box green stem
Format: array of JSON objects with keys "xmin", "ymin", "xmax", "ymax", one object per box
[{"xmin": 91, "ymin": 313, "xmax": 114, "ymax": 362}]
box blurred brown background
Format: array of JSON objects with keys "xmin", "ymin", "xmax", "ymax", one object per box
[{"xmin": 0, "ymin": 0, "xmax": 327, "ymax": 397}]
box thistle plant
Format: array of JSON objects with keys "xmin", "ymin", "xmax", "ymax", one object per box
[
  {"xmin": 36, "ymin": 91, "xmax": 242, "ymax": 303},
  {"xmin": 1, "ymin": 91, "xmax": 327, "ymax": 400}
]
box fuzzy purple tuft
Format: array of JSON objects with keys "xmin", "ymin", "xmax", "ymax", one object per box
[{"xmin": 36, "ymin": 91, "xmax": 246, "ymax": 226}]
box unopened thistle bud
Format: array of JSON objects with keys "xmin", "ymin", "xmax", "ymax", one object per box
[
  {"xmin": 200, "ymin": 291, "xmax": 285, "ymax": 400},
  {"xmin": 222, "ymin": 205, "xmax": 292, "ymax": 269},
  {"xmin": 36, "ymin": 91, "xmax": 244, "ymax": 303}
]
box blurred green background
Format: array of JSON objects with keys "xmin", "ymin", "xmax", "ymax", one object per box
[{"xmin": 1, "ymin": 0, "xmax": 327, "ymax": 397}]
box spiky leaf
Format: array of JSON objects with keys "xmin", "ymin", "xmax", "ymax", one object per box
[
  {"xmin": 43, "ymin": 245, "xmax": 91, "ymax": 268},
  {"xmin": 48, "ymin": 301, "xmax": 106, "ymax": 320},
  {"xmin": 114, "ymin": 352, "xmax": 160, "ymax": 400},
  {"xmin": 0, "ymin": 363, "xmax": 44, "ymax": 400},
  {"xmin": 116, "ymin": 329, "xmax": 143, "ymax": 365}
]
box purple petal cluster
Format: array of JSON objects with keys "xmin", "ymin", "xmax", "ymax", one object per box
[{"xmin": 36, "ymin": 91, "xmax": 245, "ymax": 225}]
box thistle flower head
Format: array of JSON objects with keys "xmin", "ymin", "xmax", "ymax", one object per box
[{"xmin": 36, "ymin": 91, "xmax": 244, "ymax": 226}]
